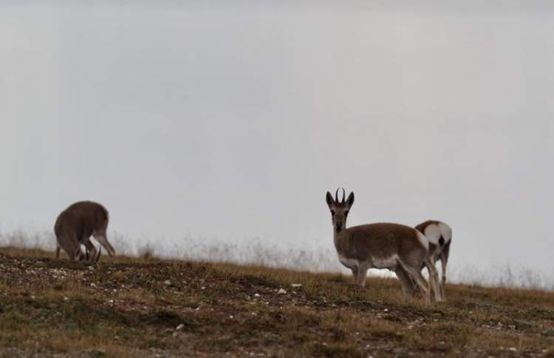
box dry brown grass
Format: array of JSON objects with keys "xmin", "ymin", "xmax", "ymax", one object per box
[{"xmin": 0, "ymin": 246, "xmax": 553, "ymax": 357}]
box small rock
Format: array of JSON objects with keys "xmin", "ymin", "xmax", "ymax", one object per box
[
  {"xmin": 508, "ymin": 347, "xmax": 517, "ymax": 352},
  {"xmin": 88, "ymin": 266, "xmax": 95, "ymax": 271},
  {"xmin": 277, "ymin": 288, "xmax": 287, "ymax": 295},
  {"xmin": 164, "ymin": 280, "xmax": 172, "ymax": 286},
  {"xmin": 383, "ymin": 308, "xmax": 389, "ymax": 312},
  {"xmin": 254, "ymin": 293, "xmax": 260, "ymax": 298},
  {"xmin": 291, "ymin": 283, "xmax": 302, "ymax": 288},
  {"xmin": 90, "ymin": 283, "xmax": 97, "ymax": 288},
  {"xmin": 176, "ymin": 323, "xmax": 185, "ymax": 331},
  {"xmin": 63, "ymin": 297, "xmax": 69, "ymax": 302}
]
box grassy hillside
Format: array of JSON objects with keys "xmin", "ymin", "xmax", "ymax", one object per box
[{"xmin": 0, "ymin": 247, "xmax": 552, "ymax": 357}]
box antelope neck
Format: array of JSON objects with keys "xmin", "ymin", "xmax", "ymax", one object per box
[{"xmin": 333, "ymin": 227, "xmax": 347, "ymax": 252}]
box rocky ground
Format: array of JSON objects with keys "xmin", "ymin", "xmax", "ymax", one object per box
[{"xmin": 0, "ymin": 247, "xmax": 553, "ymax": 357}]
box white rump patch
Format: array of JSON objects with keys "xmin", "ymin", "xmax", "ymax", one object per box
[
  {"xmin": 423, "ymin": 222, "xmax": 452, "ymax": 245},
  {"xmin": 416, "ymin": 231, "xmax": 430, "ymax": 250},
  {"xmin": 372, "ymin": 254, "xmax": 399, "ymax": 269}
]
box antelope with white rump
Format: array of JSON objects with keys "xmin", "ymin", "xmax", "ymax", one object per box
[
  {"xmin": 54, "ymin": 201, "xmax": 116, "ymax": 263},
  {"xmin": 325, "ymin": 188, "xmax": 443, "ymax": 303}
]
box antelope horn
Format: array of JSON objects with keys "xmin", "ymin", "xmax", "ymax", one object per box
[
  {"xmin": 341, "ymin": 187, "xmax": 346, "ymax": 203},
  {"xmin": 335, "ymin": 188, "xmax": 340, "ymax": 203}
]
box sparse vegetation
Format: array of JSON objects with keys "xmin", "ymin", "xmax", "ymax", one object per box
[
  {"xmin": 2, "ymin": 230, "xmax": 553, "ymax": 291},
  {"xmin": 0, "ymin": 247, "xmax": 553, "ymax": 357}
]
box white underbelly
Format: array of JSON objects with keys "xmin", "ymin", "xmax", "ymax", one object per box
[
  {"xmin": 338, "ymin": 255, "xmax": 360, "ymax": 270},
  {"xmin": 338, "ymin": 254, "xmax": 399, "ymax": 271},
  {"xmin": 371, "ymin": 254, "xmax": 399, "ymax": 269}
]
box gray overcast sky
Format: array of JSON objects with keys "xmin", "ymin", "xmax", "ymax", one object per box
[{"xmin": 1, "ymin": 1, "xmax": 553, "ymax": 273}]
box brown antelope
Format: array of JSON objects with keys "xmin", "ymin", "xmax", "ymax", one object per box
[
  {"xmin": 415, "ymin": 220, "xmax": 452, "ymax": 299},
  {"xmin": 54, "ymin": 201, "xmax": 116, "ymax": 262},
  {"xmin": 326, "ymin": 188, "xmax": 441, "ymax": 303}
]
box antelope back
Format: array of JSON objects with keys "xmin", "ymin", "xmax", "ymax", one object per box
[
  {"xmin": 55, "ymin": 201, "xmax": 109, "ymax": 241},
  {"xmin": 337, "ymin": 223, "xmax": 429, "ymax": 263}
]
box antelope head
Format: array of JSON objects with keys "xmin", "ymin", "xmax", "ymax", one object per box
[{"xmin": 325, "ymin": 188, "xmax": 355, "ymax": 233}]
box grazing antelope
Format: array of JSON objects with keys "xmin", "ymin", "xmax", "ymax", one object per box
[
  {"xmin": 415, "ymin": 220, "xmax": 452, "ymax": 298},
  {"xmin": 54, "ymin": 201, "xmax": 116, "ymax": 262},
  {"xmin": 326, "ymin": 189, "xmax": 441, "ymax": 303}
]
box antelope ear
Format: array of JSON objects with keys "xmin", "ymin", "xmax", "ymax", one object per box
[
  {"xmin": 325, "ymin": 192, "xmax": 334, "ymax": 207},
  {"xmin": 346, "ymin": 192, "xmax": 355, "ymax": 208}
]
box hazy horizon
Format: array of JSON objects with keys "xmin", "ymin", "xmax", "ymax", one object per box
[{"xmin": 1, "ymin": 1, "xmax": 553, "ymax": 281}]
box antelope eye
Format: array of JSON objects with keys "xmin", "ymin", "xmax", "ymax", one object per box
[{"xmin": 331, "ymin": 210, "xmax": 335, "ymax": 216}]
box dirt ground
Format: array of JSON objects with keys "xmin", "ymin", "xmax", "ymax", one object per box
[{"xmin": 0, "ymin": 247, "xmax": 553, "ymax": 357}]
